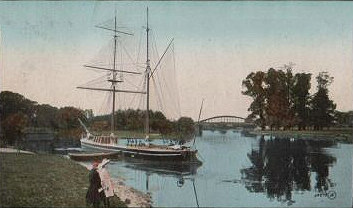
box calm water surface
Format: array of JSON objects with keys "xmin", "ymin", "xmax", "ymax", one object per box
[{"xmin": 105, "ymin": 130, "xmax": 352, "ymax": 207}]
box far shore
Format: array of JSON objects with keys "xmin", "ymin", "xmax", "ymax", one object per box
[{"xmin": 250, "ymin": 128, "xmax": 353, "ymax": 143}]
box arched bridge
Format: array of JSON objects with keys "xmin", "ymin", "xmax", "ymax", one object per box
[
  {"xmin": 198, "ymin": 115, "xmax": 256, "ymax": 130},
  {"xmin": 200, "ymin": 115, "xmax": 246, "ymax": 123}
]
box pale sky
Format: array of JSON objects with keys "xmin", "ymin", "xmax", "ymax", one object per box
[{"xmin": 1, "ymin": 1, "xmax": 353, "ymax": 120}]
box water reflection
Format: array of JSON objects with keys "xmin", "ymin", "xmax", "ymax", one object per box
[
  {"xmin": 101, "ymin": 133, "xmax": 351, "ymax": 207},
  {"xmin": 240, "ymin": 137, "xmax": 337, "ymax": 205},
  {"xmin": 123, "ymin": 160, "xmax": 201, "ymax": 178},
  {"xmin": 121, "ymin": 159, "xmax": 202, "ymax": 207}
]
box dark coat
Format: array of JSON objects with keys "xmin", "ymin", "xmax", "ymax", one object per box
[{"xmin": 86, "ymin": 168, "xmax": 103, "ymax": 204}]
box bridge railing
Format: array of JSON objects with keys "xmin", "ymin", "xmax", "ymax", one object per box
[{"xmin": 197, "ymin": 115, "xmax": 256, "ymax": 129}]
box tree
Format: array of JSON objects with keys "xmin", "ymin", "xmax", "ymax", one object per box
[
  {"xmin": 0, "ymin": 91, "xmax": 37, "ymax": 121},
  {"xmin": 159, "ymin": 120, "xmax": 174, "ymax": 135},
  {"xmin": 334, "ymin": 111, "xmax": 353, "ymax": 127},
  {"xmin": 150, "ymin": 111, "xmax": 168, "ymax": 133},
  {"xmin": 242, "ymin": 71, "xmax": 267, "ymax": 130},
  {"xmin": 36, "ymin": 104, "xmax": 59, "ymax": 129},
  {"xmin": 57, "ymin": 107, "xmax": 85, "ymax": 129},
  {"xmin": 292, "ymin": 73, "xmax": 311, "ymax": 130},
  {"xmin": 176, "ymin": 117, "xmax": 195, "ymax": 135},
  {"xmin": 2, "ymin": 112, "xmax": 29, "ymax": 145},
  {"xmin": 310, "ymin": 72, "xmax": 336, "ymax": 130},
  {"xmin": 265, "ymin": 68, "xmax": 293, "ymax": 130}
]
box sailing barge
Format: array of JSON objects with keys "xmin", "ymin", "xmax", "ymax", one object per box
[
  {"xmin": 80, "ymin": 135, "xmax": 199, "ymax": 162},
  {"xmin": 75, "ymin": 9, "xmax": 200, "ymax": 163}
]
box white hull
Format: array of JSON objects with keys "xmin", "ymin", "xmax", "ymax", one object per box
[{"xmin": 80, "ymin": 137, "xmax": 200, "ymax": 162}]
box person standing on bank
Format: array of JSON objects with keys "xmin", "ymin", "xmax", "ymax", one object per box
[
  {"xmin": 98, "ymin": 158, "xmax": 115, "ymax": 208},
  {"xmin": 86, "ymin": 161, "xmax": 103, "ymax": 208}
]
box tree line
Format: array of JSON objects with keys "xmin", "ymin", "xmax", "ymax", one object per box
[
  {"xmin": 0, "ymin": 91, "xmax": 194, "ymax": 145},
  {"xmin": 90, "ymin": 109, "xmax": 195, "ymax": 137},
  {"xmin": 0, "ymin": 91, "xmax": 86, "ymax": 145},
  {"xmin": 242, "ymin": 64, "xmax": 344, "ymax": 130}
]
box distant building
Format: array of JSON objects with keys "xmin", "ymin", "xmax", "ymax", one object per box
[{"xmin": 22, "ymin": 128, "xmax": 54, "ymax": 153}]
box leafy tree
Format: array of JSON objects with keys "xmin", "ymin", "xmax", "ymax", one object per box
[
  {"xmin": 242, "ymin": 71, "xmax": 267, "ymax": 130},
  {"xmin": 57, "ymin": 107, "xmax": 85, "ymax": 129},
  {"xmin": 2, "ymin": 112, "xmax": 29, "ymax": 145},
  {"xmin": 265, "ymin": 68, "xmax": 293, "ymax": 130},
  {"xmin": 292, "ymin": 73, "xmax": 312, "ymax": 130},
  {"xmin": 310, "ymin": 72, "xmax": 336, "ymax": 130},
  {"xmin": 334, "ymin": 111, "xmax": 353, "ymax": 127},
  {"xmin": 36, "ymin": 104, "xmax": 59, "ymax": 129},
  {"xmin": 0, "ymin": 91, "xmax": 97, "ymax": 141},
  {"xmin": 242, "ymin": 66, "xmax": 339, "ymax": 131},
  {"xmin": 150, "ymin": 111, "xmax": 168, "ymax": 132},
  {"xmin": 176, "ymin": 117, "xmax": 195, "ymax": 135},
  {"xmin": 125, "ymin": 109, "xmax": 142, "ymax": 130},
  {"xmin": 91, "ymin": 120, "xmax": 109, "ymax": 132},
  {"xmin": 0, "ymin": 91, "xmax": 37, "ymax": 121},
  {"xmin": 158, "ymin": 120, "xmax": 174, "ymax": 135}
]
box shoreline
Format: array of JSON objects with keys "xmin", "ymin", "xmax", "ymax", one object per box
[
  {"xmin": 0, "ymin": 150, "xmax": 149, "ymax": 207},
  {"xmin": 250, "ymin": 129, "xmax": 353, "ymax": 143},
  {"xmin": 0, "ymin": 147, "xmax": 35, "ymax": 154}
]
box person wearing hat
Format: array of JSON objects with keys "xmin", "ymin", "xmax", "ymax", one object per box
[
  {"xmin": 86, "ymin": 160, "xmax": 103, "ymax": 208},
  {"xmin": 98, "ymin": 158, "xmax": 114, "ymax": 208}
]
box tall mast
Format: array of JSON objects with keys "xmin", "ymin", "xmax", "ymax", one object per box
[
  {"xmin": 145, "ymin": 7, "xmax": 150, "ymax": 138},
  {"xmin": 111, "ymin": 12, "xmax": 118, "ymax": 133},
  {"xmin": 78, "ymin": 11, "xmax": 145, "ymax": 132}
]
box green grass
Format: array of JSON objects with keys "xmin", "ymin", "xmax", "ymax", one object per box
[
  {"xmin": 0, "ymin": 153, "xmax": 126, "ymax": 207},
  {"xmin": 253, "ymin": 127, "xmax": 353, "ymax": 143}
]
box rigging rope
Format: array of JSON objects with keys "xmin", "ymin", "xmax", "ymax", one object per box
[
  {"xmin": 151, "ymin": 30, "xmax": 160, "ymax": 67},
  {"xmin": 136, "ymin": 28, "xmax": 144, "ymax": 65},
  {"xmin": 119, "ymin": 38, "xmax": 138, "ymax": 68},
  {"xmin": 98, "ymin": 91, "xmax": 112, "ymax": 115},
  {"xmin": 151, "ymin": 76, "xmax": 164, "ymax": 113},
  {"xmin": 79, "ymin": 74, "xmax": 110, "ymax": 87}
]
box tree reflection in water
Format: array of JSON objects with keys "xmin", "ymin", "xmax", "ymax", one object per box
[{"xmin": 240, "ymin": 136, "xmax": 337, "ymax": 205}]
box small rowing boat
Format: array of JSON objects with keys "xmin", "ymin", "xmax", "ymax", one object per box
[{"xmin": 68, "ymin": 152, "xmax": 120, "ymax": 161}]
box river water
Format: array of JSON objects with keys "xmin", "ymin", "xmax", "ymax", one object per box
[{"xmin": 104, "ymin": 130, "xmax": 352, "ymax": 207}]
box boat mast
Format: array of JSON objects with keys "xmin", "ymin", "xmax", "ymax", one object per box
[
  {"xmin": 145, "ymin": 7, "xmax": 151, "ymax": 138},
  {"xmin": 143, "ymin": 8, "xmax": 174, "ymax": 139},
  {"xmin": 111, "ymin": 12, "xmax": 118, "ymax": 134},
  {"xmin": 193, "ymin": 99, "xmax": 204, "ymax": 146},
  {"xmin": 77, "ymin": 12, "xmax": 146, "ymax": 133}
]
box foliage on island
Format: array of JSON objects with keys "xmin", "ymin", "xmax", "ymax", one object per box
[
  {"xmin": 242, "ymin": 64, "xmax": 351, "ymax": 130},
  {"xmin": 0, "ymin": 91, "xmax": 194, "ymax": 145}
]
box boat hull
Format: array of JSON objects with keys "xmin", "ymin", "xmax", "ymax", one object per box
[
  {"xmin": 81, "ymin": 139, "xmax": 201, "ymax": 164},
  {"xmin": 68, "ymin": 152, "xmax": 120, "ymax": 161}
]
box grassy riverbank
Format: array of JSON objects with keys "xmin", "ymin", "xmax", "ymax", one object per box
[
  {"xmin": 0, "ymin": 153, "xmax": 126, "ymax": 207},
  {"xmin": 252, "ymin": 127, "xmax": 353, "ymax": 143}
]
